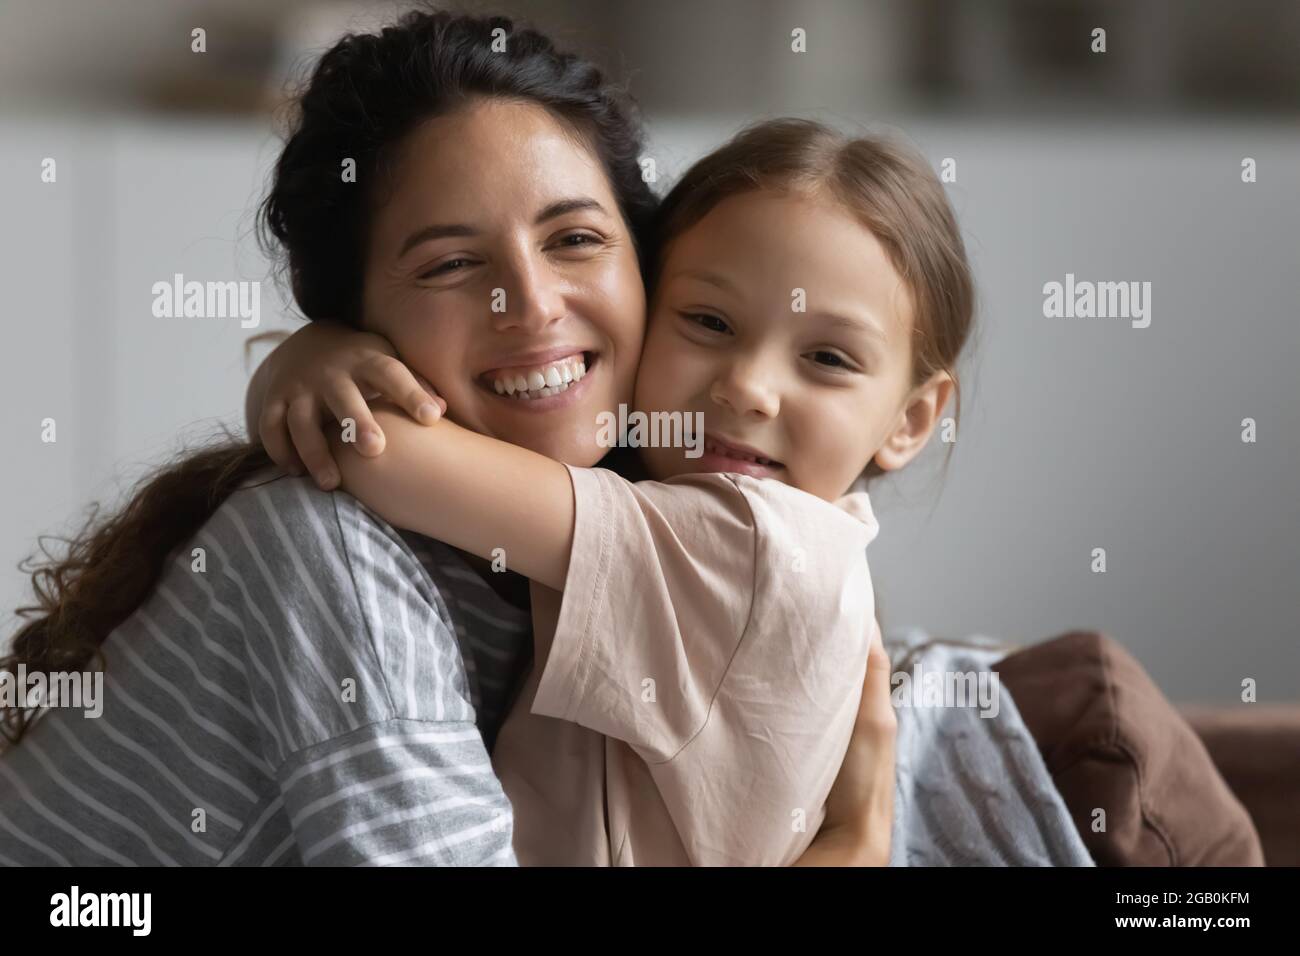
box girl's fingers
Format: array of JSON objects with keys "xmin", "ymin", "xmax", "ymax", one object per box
[
  {"xmin": 286, "ymin": 395, "xmax": 339, "ymax": 490},
  {"xmin": 257, "ymin": 400, "xmax": 306, "ymax": 477},
  {"xmin": 320, "ymin": 377, "xmax": 387, "ymax": 457},
  {"xmin": 359, "ymin": 354, "xmax": 445, "ymax": 425}
]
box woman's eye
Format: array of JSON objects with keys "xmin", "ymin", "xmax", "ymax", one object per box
[
  {"xmin": 420, "ymin": 258, "xmax": 474, "ymax": 279},
  {"xmin": 683, "ymin": 313, "xmax": 730, "ymax": 334},
  {"xmin": 555, "ymin": 232, "xmax": 602, "ymax": 249}
]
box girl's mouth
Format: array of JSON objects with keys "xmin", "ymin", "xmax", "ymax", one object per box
[
  {"xmin": 477, "ymin": 351, "xmax": 598, "ymax": 411},
  {"xmin": 694, "ymin": 433, "xmax": 784, "ymax": 479}
]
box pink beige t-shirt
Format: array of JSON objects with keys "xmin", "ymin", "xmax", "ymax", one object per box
[{"xmin": 490, "ymin": 465, "xmax": 880, "ymax": 866}]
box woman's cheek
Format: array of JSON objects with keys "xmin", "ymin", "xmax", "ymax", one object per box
[
  {"xmin": 389, "ymin": 323, "xmax": 468, "ymax": 401},
  {"xmin": 572, "ymin": 247, "xmax": 641, "ymax": 312}
]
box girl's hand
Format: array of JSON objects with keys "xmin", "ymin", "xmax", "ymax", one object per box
[
  {"xmin": 246, "ymin": 322, "xmax": 446, "ymax": 490},
  {"xmin": 793, "ymin": 623, "xmax": 897, "ymax": 866}
]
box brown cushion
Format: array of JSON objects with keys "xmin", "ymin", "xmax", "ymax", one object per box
[{"xmin": 996, "ymin": 631, "xmax": 1264, "ymax": 866}]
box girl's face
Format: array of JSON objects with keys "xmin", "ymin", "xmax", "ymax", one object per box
[
  {"xmin": 635, "ymin": 189, "xmax": 920, "ymax": 501},
  {"xmin": 362, "ymin": 98, "xmax": 646, "ymax": 466}
]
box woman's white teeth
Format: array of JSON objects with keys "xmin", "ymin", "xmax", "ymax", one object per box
[{"xmin": 491, "ymin": 357, "xmax": 587, "ymax": 400}]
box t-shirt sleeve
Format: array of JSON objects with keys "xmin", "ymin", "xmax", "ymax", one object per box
[
  {"xmin": 531, "ymin": 466, "xmax": 758, "ymax": 761},
  {"xmin": 531, "ymin": 467, "xmax": 878, "ymax": 865},
  {"xmin": 654, "ymin": 475, "xmax": 878, "ymax": 866},
  {"xmin": 215, "ymin": 477, "xmax": 517, "ymax": 866}
]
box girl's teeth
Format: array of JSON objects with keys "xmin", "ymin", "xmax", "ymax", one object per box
[
  {"xmin": 528, "ymin": 371, "xmax": 547, "ymax": 390},
  {"xmin": 545, "ymin": 367, "xmax": 563, "ymax": 387},
  {"xmin": 706, "ymin": 439, "xmax": 772, "ymax": 465},
  {"xmin": 560, "ymin": 365, "xmax": 573, "ymax": 383},
  {"xmin": 514, "ymin": 375, "xmax": 527, "ymax": 393}
]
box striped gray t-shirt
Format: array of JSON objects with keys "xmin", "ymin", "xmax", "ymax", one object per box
[{"xmin": 0, "ymin": 472, "xmax": 532, "ymax": 866}]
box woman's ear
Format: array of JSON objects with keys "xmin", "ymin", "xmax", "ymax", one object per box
[{"xmin": 873, "ymin": 372, "xmax": 954, "ymax": 473}]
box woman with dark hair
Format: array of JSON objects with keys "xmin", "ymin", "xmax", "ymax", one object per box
[{"xmin": 0, "ymin": 10, "xmax": 891, "ymax": 866}]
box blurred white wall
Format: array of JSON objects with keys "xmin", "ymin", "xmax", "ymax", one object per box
[
  {"xmin": 1, "ymin": 109, "xmax": 1296, "ymax": 702},
  {"xmin": 0, "ymin": 113, "xmax": 297, "ymax": 642}
]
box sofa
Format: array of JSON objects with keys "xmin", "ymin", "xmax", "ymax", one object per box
[{"xmin": 994, "ymin": 630, "xmax": 1299, "ymax": 866}]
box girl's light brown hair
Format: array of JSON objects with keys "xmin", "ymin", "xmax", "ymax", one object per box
[{"xmin": 653, "ymin": 118, "xmax": 975, "ymax": 483}]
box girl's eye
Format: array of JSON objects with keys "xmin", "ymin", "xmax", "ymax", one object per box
[
  {"xmin": 682, "ymin": 312, "xmax": 730, "ymax": 334},
  {"xmin": 809, "ymin": 349, "xmax": 852, "ymax": 370},
  {"xmin": 420, "ymin": 258, "xmax": 475, "ymax": 280}
]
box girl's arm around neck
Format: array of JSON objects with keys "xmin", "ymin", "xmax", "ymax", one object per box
[{"xmin": 326, "ymin": 401, "xmax": 575, "ymax": 591}]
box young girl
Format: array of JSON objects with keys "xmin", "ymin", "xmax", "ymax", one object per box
[{"xmin": 251, "ymin": 119, "xmax": 972, "ymax": 865}]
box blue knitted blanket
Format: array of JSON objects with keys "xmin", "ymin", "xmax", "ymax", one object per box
[{"xmin": 883, "ymin": 627, "xmax": 1095, "ymax": 866}]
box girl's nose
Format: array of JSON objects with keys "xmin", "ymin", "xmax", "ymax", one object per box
[{"xmin": 709, "ymin": 354, "xmax": 781, "ymax": 420}]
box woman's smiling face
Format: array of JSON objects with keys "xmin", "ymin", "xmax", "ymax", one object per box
[{"xmin": 362, "ymin": 98, "xmax": 646, "ymax": 465}]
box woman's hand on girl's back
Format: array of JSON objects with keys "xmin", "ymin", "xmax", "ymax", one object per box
[
  {"xmin": 793, "ymin": 622, "xmax": 897, "ymax": 866},
  {"xmin": 246, "ymin": 321, "xmax": 446, "ymax": 490}
]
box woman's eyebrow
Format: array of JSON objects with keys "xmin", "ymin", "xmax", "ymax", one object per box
[
  {"xmin": 535, "ymin": 197, "xmax": 609, "ymax": 223},
  {"xmin": 398, "ymin": 222, "xmax": 478, "ymax": 259},
  {"xmin": 397, "ymin": 197, "xmax": 609, "ymax": 260}
]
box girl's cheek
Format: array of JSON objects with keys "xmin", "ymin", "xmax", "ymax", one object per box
[
  {"xmin": 635, "ymin": 347, "xmax": 683, "ymax": 411},
  {"xmin": 634, "ymin": 319, "xmax": 671, "ymax": 370},
  {"xmin": 819, "ymin": 401, "xmax": 876, "ymax": 480},
  {"xmin": 644, "ymin": 339, "xmax": 697, "ymax": 398}
]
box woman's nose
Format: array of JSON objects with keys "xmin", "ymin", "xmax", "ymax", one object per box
[
  {"xmin": 709, "ymin": 353, "xmax": 781, "ymax": 420},
  {"xmin": 491, "ymin": 251, "xmax": 566, "ymax": 333}
]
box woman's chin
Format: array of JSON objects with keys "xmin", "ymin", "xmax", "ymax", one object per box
[{"xmin": 477, "ymin": 387, "xmax": 634, "ymax": 465}]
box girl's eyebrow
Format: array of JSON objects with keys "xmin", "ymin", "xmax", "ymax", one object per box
[
  {"xmin": 816, "ymin": 311, "xmax": 888, "ymax": 343},
  {"xmin": 675, "ymin": 268, "xmax": 739, "ymax": 293},
  {"xmin": 397, "ymin": 197, "xmax": 610, "ymax": 260}
]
